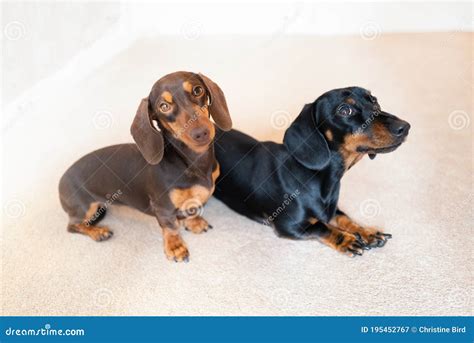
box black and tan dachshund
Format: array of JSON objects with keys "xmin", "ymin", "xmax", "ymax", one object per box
[
  {"xmin": 59, "ymin": 71, "xmax": 232, "ymax": 262},
  {"xmin": 214, "ymin": 87, "xmax": 410, "ymax": 257}
]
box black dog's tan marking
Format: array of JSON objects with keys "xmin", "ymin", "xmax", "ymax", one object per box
[
  {"xmin": 332, "ymin": 210, "xmax": 392, "ymax": 248},
  {"xmin": 59, "ymin": 71, "xmax": 232, "ymax": 262},
  {"xmin": 317, "ymin": 225, "xmax": 366, "ymax": 257},
  {"xmin": 215, "ymin": 86, "xmax": 410, "ymax": 257}
]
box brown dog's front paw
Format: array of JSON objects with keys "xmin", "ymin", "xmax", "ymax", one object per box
[
  {"xmin": 164, "ymin": 234, "xmax": 189, "ymax": 262},
  {"xmin": 184, "ymin": 216, "xmax": 212, "ymax": 234},
  {"xmin": 354, "ymin": 229, "xmax": 392, "ymax": 249}
]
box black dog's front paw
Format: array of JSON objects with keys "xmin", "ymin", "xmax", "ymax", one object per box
[
  {"xmin": 354, "ymin": 229, "xmax": 392, "ymax": 249},
  {"xmin": 324, "ymin": 230, "xmax": 367, "ymax": 257}
]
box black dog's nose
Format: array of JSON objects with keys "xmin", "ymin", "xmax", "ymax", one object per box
[
  {"xmin": 191, "ymin": 127, "xmax": 210, "ymax": 142},
  {"xmin": 390, "ymin": 121, "xmax": 410, "ymax": 137}
]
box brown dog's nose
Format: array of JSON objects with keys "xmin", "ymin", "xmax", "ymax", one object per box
[
  {"xmin": 190, "ymin": 127, "xmax": 210, "ymax": 143},
  {"xmin": 390, "ymin": 121, "xmax": 410, "ymax": 137}
]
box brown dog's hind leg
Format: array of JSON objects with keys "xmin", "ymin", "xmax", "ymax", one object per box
[
  {"xmin": 67, "ymin": 202, "xmax": 113, "ymax": 242},
  {"xmin": 68, "ymin": 223, "xmax": 113, "ymax": 242},
  {"xmin": 332, "ymin": 209, "xmax": 391, "ymax": 248}
]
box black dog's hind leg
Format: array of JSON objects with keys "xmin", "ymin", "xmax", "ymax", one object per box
[{"xmin": 331, "ymin": 209, "xmax": 392, "ymax": 248}]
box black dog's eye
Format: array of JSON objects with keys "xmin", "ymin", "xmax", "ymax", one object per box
[
  {"xmin": 192, "ymin": 85, "xmax": 204, "ymax": 97},
  {"xmin": 159, "ymin": 102, "xmax": 171, "ymax": 113},
  {"xmin": 336, "ymin": 104, "xmax": 354, "ymax": 117}
]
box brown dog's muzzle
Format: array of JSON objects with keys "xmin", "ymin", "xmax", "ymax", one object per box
[
  {"xmin": 190, "ymin": 126, "xmax": 211, "ymax": 145},
  {"xmin": 187, "ymin": 106, "xmax": 215, "ymax": 146}
]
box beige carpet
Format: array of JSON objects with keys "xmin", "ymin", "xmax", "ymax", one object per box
[{"xmin": 2, "ymin": 33, "xmax": 472, "ymax": 316}]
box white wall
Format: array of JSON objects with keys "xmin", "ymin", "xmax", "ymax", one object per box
[
  {"xmin": 2, "ymin": 1, "xmax": 122, "ymax": 105},
  {"xmin": 123, "ymin": 1, "xmax": 472, "ymax": 36},
  {"xmin": 2, "ymin": 1, "xmax": 472, "ymax": 111}
]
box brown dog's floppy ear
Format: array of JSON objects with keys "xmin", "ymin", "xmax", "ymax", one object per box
[
  {"xmin": 198, "ymin": 73, "xmax": 232, "ymax": 131},
  {"xmin": 283, "ymin": 102, "xmax": 331, "ymax": 170},
  {"xmin": 130, "ymin": 98, "xmax": 164, "ymax": 165}
]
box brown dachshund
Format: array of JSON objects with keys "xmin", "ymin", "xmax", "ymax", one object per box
[{"xmin": 59, "ymin": 71, "xmax": 232, "ymax": 262}]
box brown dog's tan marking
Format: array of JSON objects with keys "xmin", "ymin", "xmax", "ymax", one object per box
[
  {"xmin": 308, "ymin": 217, "xmax": 318, "ymax": 225},
  {"xmin": 162, "ymin": 227, "xmax": 189, "ymax": 261},
  {"xmin": 212, "ymin": 163, "xmax": 220, "ymax": 182},
  {"xmin": 159, "ymin": 105, "xmax": 215, "ymax": 154},
  {"xmin": 84, "ymin": 202, "xmax": 101, "ymax": 222},
  {"xmin": 182, "ymin": 81, "xmax": 193, "ymax": 93},
  {"xmin": 170, "ymin": 185, "xmax": 211, "ymax": 210},
  {"xmin": 162, "ymin": 91, "xmax": 173, "ymax": 103},
  {"xmin": 210, "ymin": 162, "xmax": 220, "ymax": 193},
  {"xmin": 66, "ymin": 202, "xmax": 113, "ymax": 241}
]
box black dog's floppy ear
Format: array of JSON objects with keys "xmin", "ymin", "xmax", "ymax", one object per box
[
  {"xmin": 283, "ymin": 102, "xmax": 331, "ymax": 170},
  {"xmin": 198, "ymin": 73, "xmax": 232, "ymax": 131},
  {"xmin": 130, "ymin": 97, "xmax": 164, "ymax": 165}
]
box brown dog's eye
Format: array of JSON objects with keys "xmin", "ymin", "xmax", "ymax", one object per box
[
  {"xmin": 336, "ymin": 104, "xmax": 353, "ymax": 117},
  {"xmin": 192, "ymin": 85, "xmax": 204, "ymax": 97},
  {"xmin": 159, "ymin": 103, "xmax": 171, "ymax": 113}
]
